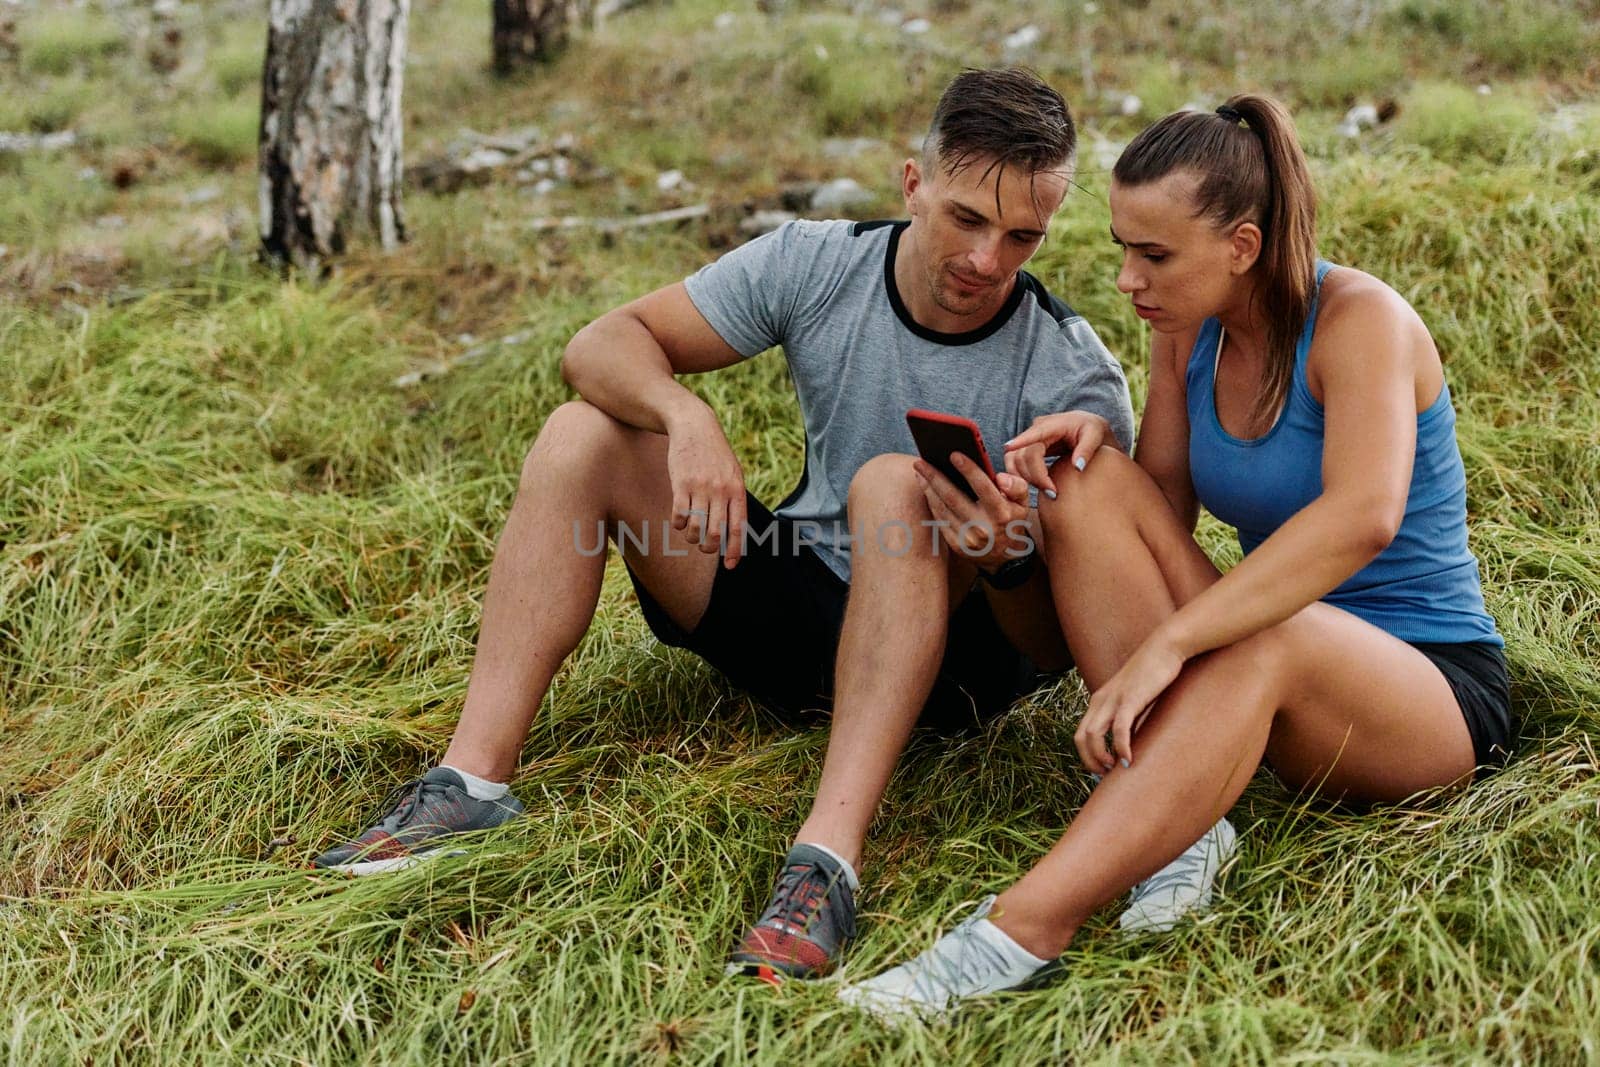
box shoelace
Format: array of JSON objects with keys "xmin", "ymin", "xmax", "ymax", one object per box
[
  {"xmin": 903, "ymin": 909, "xmax": 1014, "ymax": 1009},
  {"xmin": 760, "ymin": 862, "xmax": 855, "ymax": 939},
  {"xmin": 369, "ymin": 777, "xmax": 454, "ymax": 833}
]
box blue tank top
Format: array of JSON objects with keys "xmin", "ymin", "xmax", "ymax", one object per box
[{"xmin": 1186, "ymin": 261, "xmax": 1501, "ymax": 647}]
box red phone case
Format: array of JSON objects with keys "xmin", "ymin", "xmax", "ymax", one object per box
[{"xmin": 905, "ymin": 408, "xmax": 998, "ymax": 499}]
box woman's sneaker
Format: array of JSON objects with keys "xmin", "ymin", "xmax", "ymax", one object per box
[
  {"xmin": 310, "ymin": 768, "xmax": 525, "ymax": 875},
  {"xmin": 728, "ymin": 844, "xmax": 858, "ymax": 983},
  {"xmin": 837, "ymin": 895, "xmax": 1060, "ymax": 1022},
  {"xmin": 1118, "ymin": 816, "xmax": 1238, "ymax": 933}
]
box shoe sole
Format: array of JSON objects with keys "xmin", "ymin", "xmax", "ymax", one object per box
[
  {"xmin": 724, "ymin": 962, "xmax": 788, "ymax": 987},
  {"xmin": 315, "ymin": 848, "xmax": 466, "ymax": 877}
]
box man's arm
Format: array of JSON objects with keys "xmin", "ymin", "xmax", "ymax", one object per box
[
  {"xmin": 560, "ymin": 281, "xmax": 751, "ymax": 565},
  {"xmin": 561, "ymin": 281, "xmax": 745, "ymax": 433}
]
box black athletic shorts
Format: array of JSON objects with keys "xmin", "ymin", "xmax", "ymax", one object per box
[
  {"xmin": 623, "ymin": 494, "xmax": 1044, "ymax": 732},
  {"xmin": 1411, "ymin": 640, "xmax": 1514, "ymax": 778}
]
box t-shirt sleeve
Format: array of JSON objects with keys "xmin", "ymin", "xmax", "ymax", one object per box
[
  {"xmin": 1026, "ymin": 317, "xmax": 1136, "ymax": 451},
  {"xmin": 681, "ymin": 221, "xmax": 811, "ymax": 358}
]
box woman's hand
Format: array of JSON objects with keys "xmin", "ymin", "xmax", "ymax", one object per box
[
  {"xmin": 1003, "ymin": 412, "xmax": 1115, "ymax": 498},
  {"xmin": 1074, "ymin": 634, "xmax": 1187, "ymax": 773}
]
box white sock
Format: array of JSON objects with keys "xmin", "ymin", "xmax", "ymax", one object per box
[
  {"xmin": 972, "ymin": 915, "xmax": 1051, "ymax": 973},
  {"xmin": 439, "ymin": 764, "xmax": 509, "ymax": 801},
  {"xmin": 798, "ymin": 841, "xmax": 861, "ymax": 892}
]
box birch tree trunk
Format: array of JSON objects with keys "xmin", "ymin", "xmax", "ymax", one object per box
[
  {"xmin": 259, "ymin": 0, "xmax": 409, "ymax": 273},
  {"xmin": 491, "ymin": 0, "xmax": 586, "ymax": 73}
]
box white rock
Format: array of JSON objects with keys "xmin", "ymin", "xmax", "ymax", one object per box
[
  {"xmin": 551, "ymin": 156, "xmax": 572, "ymax": 180},
  {"xmin": 0, "ymin": 130, "xmax": 78, "ymax": 153},
  {"xmin": 460, "ymin": 147, "xmax": 511, "ymax": 172},
  {"xmin": 78, "ymin": 167, "xmax": 99, "ymax": 182},
  {"xmin": 741, "ymin": 209, "xmax": 797, "ymax": 236},
  {"xmin": 656, "ymin": 169, "xmax": 690, "ymax": 192},
  {"xmin": 0, "ymin": 245, "xmax": 9, "ymax": 260},
  {"xmin": 822, "ymin": 136, "xmax": 883, "ymax": 159},
  {"xmin": 1343, "ymin": 104, "xmax": 1379, "ymax": 131},
  {"xmin": 1477, "ymin": 83, "xmax": 1492, "ymax": 95},
  {"xmin": 901, "ymin": 17, "xmax": 930, "ymax": 34},
  {"xmin": 810, "ymin": 177, "xmax": 875, "ymax": 214},
  {"xmin": 531, "ymin": 178, "xmax": 558, "ymax": 196},
  {"xmin": 1336, "ymin": 120, "xmax": 1361, "ymax": 138},
  {"xmin": 1003, "ymin": 25, "xmax": 1041, "ymax": 52},
  {"xmin": 713, "ymin": 11, "xmax": 735, "ymax": 30},
  {"xmin": 1119, "ymin": 93, "xmax": 1142, "ymax": 117},
  {"xmin": 1083, "ymin": 1, "xmax": 1098, "ymax": 13},
  {"xmin": 814, "ymin": 43, "xmax": 829, "ymax": 60}
]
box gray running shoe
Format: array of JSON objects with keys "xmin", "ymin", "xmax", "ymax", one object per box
[
  {"xmin": 1119, "ymin": 816, "xmax": 1238, "ymax": 933},
  {"xmin": 728, "ymin": 843, "xmax": 857, "ymax": 982},
  {"xmin": 837, "ymin": 895, "xmax": 1061, "ymax": 1022},
  {"xmin": 310, "ymin": 768, "xmax": 524, "ymax": 876}
]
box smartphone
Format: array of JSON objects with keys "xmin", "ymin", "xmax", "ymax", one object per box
[{"xmin": 905, "ymin": 408, "xmax": 998, "ymax": 501}]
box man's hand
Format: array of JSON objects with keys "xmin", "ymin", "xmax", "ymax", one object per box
[
  {"xmin": 665, "ymin": 405, "xmax": 748, "ymax": 568},
  {"xmin": 911, "ymin": 452, "xmax": 1032, "ymax": 573},
  {"xmin": 1002, "ymin": 411, "xmax": 1115, "ymax": 499}
]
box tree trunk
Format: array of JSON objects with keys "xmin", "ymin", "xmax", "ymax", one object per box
[
  {"xmin": 259, "ymin": 0, "xmax": 409, "ymax": 274},
  {"xmin": 491, "ymin": 0, "xmax": 586, "ymax": 73}
]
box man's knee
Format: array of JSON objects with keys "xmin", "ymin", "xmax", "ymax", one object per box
[
  {"xmin": 847, "ymin": 452, "xmax": 927, "ymax": 518},
  {"xmin": 521, "ymin": 400, "xmax": 624, "ymax": 486}
]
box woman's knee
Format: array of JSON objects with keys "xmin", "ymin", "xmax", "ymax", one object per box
[{"xmin": 1038, "ymin": 446, "xmax": 1145, "ymax": 531}]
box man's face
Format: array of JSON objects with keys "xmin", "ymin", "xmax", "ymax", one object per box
[{"xmin": 901, "ymin": 153, "xmax": 1071, "ymax": 327}]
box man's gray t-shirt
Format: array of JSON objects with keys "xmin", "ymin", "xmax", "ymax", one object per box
[{"xmin": 683, "ymin": 218, "xmax": 1135, "ymax": 583}]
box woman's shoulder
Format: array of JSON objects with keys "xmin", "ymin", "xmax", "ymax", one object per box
[
  {"xmin": 1316, "ymin": 266, "xmax": 1421, "ymax": 335},
  {"xmin": 1308, "ymin": 264, "xmax": 1443, "ymax": 407}
]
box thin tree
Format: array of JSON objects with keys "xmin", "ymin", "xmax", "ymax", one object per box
[
  {"xmin": 259, "ymin": 0, "xmax": 410, "ymax": 273},
  {"xmin": 491, "ymin": 0, "xmax": 588, "ymax": 74}
]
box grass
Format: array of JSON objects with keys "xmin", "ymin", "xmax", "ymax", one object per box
[
  {"xmin": 16, "ymin": 7, "xmax": 126, "ymax": 77},
  {"xmin": 2, "ymin": 0, "xmax": 1599, "ymax": 1062}
]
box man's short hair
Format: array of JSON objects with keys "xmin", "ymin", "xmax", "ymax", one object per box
[{"xmin": 922, "ymin": 67, "xmax": 1076, "ymax": 180}]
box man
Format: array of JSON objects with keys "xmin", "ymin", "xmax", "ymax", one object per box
[{"xmin": 311, "ymin": 67, "xmax": 1236, "ymax": 979}]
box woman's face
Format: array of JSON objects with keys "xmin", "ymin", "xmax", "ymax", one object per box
[{"xmin": 1108, "ymin": 171, "xmax": 1258, "ymax": 334}]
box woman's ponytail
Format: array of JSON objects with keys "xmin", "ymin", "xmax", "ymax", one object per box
[{"xmin": 1115, "ymin": 94, "xmax": 1319, "ymax": 426}]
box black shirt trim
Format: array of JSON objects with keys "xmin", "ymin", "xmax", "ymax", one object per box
[{"xmin": 876, "ymin": 220, "xmax": 1030, "ymax": 346}]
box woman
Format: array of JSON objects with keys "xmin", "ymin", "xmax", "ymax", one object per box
[{"xmin": 838, "ymin": 95, "xmax": 1513, "ymax": 1020}]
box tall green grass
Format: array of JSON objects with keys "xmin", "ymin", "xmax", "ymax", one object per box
[{"xmin": 2, "ymin": 0, "xmax": 1598, "ymax": 1061}]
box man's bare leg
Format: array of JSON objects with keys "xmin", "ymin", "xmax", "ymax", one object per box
[
  {"xmin": 792, "ymin": 454, "xmax": 982, "ymax": 869},
  {"xmin": 440, "ymin": 400, "xmax": 723, "ymax": 782}
]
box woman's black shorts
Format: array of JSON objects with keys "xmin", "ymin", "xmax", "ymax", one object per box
[{"xmin": 1410, "ymin": 640, "xmax": 1514, "ymax": 778}]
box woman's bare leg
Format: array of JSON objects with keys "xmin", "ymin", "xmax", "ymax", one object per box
[
  {"xmin": 989, "ymin": 602, "xmax": 1477, "ymax": 958},
  {"xmin": 1039, "ymin": 448, "xmax": 1220, "ymax": 689}
]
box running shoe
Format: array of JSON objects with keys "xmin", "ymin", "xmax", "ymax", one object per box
[
  {"xmin": 728, "ymin": 843, "xmax": 857, "ymax": 982},
  {"xmin": 309, "ymin": 767, "xmax": 525, "ymax": 875},
  {"xmin": 1118, "ymin": 816, "xmax": 1238, "ymax": 933},
  {"xmin": 837, "ymin": 895, "xmax": 1060, "ymax": 1022}
]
